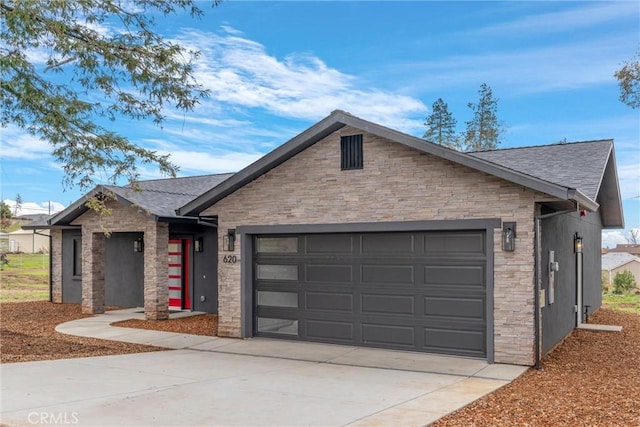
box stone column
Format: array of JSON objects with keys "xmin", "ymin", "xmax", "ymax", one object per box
[
  {"xmin": 50, "ymin": 229, "xmax": 63, "ymax": 303},
  {"xmin": 81, "ymin": 231, "xmax": 105, "ymax": 314},
  {"xmin": 144, "ymin": 222, "xmax": 169, "ymax": 320}
]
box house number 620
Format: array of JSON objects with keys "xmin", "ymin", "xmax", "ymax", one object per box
[{"xmin": 223, "ymin": 255, "xmax": 237, "ymax": 264}]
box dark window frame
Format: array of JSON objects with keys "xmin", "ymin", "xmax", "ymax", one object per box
[
  {"xmin": 340, "ymin": 134, "xmax": 363, "ymax": 170},
  {"xmin": 72, "ymin": 238, "xmax": 82, "ymax": 277}
]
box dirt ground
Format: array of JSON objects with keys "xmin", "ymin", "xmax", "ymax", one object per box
[
  {"xmin": 1, "ymin": 302, "xmax": 639, "ymax": 426},
  {"xmin": 113, "ymin": 313, "xmax": 218, "ymax": 336}
]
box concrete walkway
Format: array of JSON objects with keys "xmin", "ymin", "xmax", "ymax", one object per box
[{"xmin": 0, "ymin": 309, "xmax": 529, "ymax": 426}]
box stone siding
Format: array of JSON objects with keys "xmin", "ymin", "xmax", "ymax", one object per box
[
  {"xmin": 203, "ymin": 127, "xmax": 548, "ymax": 365},
  {"xmin": 71, "ymin": 200, "xmax": 169, "ymax": 319},
  {"xmin": 50, "ymin": 229, "xmax": 62, "ymax": 303}
]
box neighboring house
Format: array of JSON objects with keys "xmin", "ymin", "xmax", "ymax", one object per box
[
  {"xmin": 7, "ymin": 229, "xmax": 50, "ymax": 253},
  {"xmin": 607, "ymin": 244, "xmax": 640, "ymax": 257},
  {"xmin": 27, "ymin": 111, "xmax": 624, "ymax": 366},
  {"xmin": 602, "ymin": 252, "xmax": 640, "ymax": 285}
]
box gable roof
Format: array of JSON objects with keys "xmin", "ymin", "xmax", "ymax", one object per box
[
  {"xmin": 178, "ymin": 110, "xmax": 623, "ymax": 228},
  {"xmin": 602, "ymin": 252, "xmax": 640, "ymax": 271},
  {"xmin": 469, "ymin": 140, "xmax": 623, "ymax": 228},
  {"xmin": 36, "ymin": 173, "xmax": 233, "ymax": 228}
]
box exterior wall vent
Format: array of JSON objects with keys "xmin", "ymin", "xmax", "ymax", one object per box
[{"xmin": 340, "ymin": 134, "xmax": 363, "ymax": 170}]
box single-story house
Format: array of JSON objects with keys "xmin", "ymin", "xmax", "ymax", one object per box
[
  {"xmin": 27, "ymin": 110, "xmax": 624, "ymax": 366},
  {"xmin": 606, "ymin": 244, "xmax": 640, "ymax": 257},
  {"xmin": 602, "ymin": 252, "xmax": 640, "ymax": 286},
  {"xmin": 7, "ymin": 228, "xmax": 50, "ymax": 253}
]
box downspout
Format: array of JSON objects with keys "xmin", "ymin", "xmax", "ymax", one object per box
[{"xmin": 534, "ymin": 208, "xmax": 577, "ymax": 370}]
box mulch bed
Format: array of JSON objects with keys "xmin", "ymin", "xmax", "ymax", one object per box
[
  {"xmin": 112, "ymin": 314, "xmax": 218, "ymax": 336},
  {"xmin": 0, "ymin": 301, "xmax": 162, "ymax": 363},
  {"xmin": 434, "ymin": 309, "xmax": 640, "ymax": 426}
]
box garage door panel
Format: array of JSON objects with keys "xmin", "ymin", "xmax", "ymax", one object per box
[
  {"xmin": 424, "ymin": 232, "xmax": 485, "ymax": 255},
  {"xmin": 305, "ymin": 264, "xmax": 353, "ymax": 283},
  {"xmin": 306, "ymin": 319, "xmax": 354, "ymax": 341},
  {"xmin": 361, "ymin": 264, "xmax": 415, "ymax": 285},
  {"xmin": 361, "ymin": 294, "xmax": 415, "ymax": 315},
  {"xmin": 424, "ymin": 297, "xmax": 485, "ymax": 320},
  {"xmin": 306, "ymin": 234, "xmax": 354, "ymax": 254},
  {"xmin": 254, "ymin": 230, "xmax": 487, "ymax": 358},
  {"xmin": 361, "ymin": 233, "xmax": 416, "ymax": 253},
  {"xmin": 424, "ymin": 265, "xmax": 484, "ymax": 286},
  {"xmin": 362, "ymin": 323, "xmax": 416, "ymax": 347},
  {"xmin": 424, "ymin": 327, "xmax": 485, "ymax": 354},
  {"xmin": 305, "ymin": 291, "xmax": 353, "ymax": 312}
]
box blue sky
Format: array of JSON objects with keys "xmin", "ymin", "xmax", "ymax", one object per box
[{"xmin": 1, "ymin": 1, "xmax": 638, "ymax": 246}]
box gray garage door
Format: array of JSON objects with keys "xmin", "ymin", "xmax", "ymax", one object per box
[{"xmin": 253, "ymin": 231, "xmax": 487, "ymax": 358}]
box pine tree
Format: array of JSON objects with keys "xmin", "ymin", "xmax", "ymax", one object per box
[
  {"xmin": 463, "ymin": 83, "xmax": 503, "ymax": 152},
  {"xmin": 423, "ymin": 98, "xmax": 460, "ymax": 150}
]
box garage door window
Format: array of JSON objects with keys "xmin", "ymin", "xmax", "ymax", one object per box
[
  {"xmin": 256, "ymin": 264, "xmax": 298, "ymax": 280},
  {"xmin": 257, "ymin": 291, "xmax": 298, "ymax": 308},
  {"xmin": 257, "ymin": 237, "xmax": 298, "ymax": 253},
  {"xmin": 257, "ymin": 317, "xmax": 298, "ymax": 335}
]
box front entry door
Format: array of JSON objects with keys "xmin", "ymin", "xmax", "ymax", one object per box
[{"xmin": 168, "ymin": 239, "xmax": 191, "ymax": 310}]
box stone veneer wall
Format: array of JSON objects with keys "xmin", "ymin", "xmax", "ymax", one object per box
[
  {"xmin": 50, "ymin": 229, "xmax": 63, "ymax": 303},
  {"xmin": 71, "ymin": 200, "xmax": 169, "ymax": 320},
  {"xmin": 203, "ymin": 127, "xmax": 550, "ymax": 365}
]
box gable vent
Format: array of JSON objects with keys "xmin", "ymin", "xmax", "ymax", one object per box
[{"xmin": 340, "ymin": 134, "xmax": 363, "ymax": 170}]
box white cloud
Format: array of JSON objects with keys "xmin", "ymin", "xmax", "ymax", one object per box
[
  {"xmin": 162, "ymin": 150, "xmax": 264, "ymax": 174},
  {"xmin": 466, "ymin": 3, "xmax": 637, "ymax": 38},
  {"xmin": 0, "ymin": 125, "xmax": 52, "ymax": 160},
  {"xmin": 173, "ymin": 28, "xmax": 427, "ymax": 134},
  {"xmin": 602, "ymin": 231, "xmax": 627, "ymax": 249},
  {"xmin": 2, "ymin": 199, "xmax": 65, "ymax": 216}
]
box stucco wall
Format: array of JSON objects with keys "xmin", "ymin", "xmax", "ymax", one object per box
[{"xmin": 203, "ymin": 127, "xmax": 546, "ymax": 365}]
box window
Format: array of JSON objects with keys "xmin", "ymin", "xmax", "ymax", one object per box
[
  {"xmin": 341, "ymin": 134, "xmax": 363, "ymax": 170},
  {"xmin": 73, "ymin": 238, "xmax": 82, "ymax": 276}
]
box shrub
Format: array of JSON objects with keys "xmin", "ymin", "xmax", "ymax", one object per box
[{"xmin": 613, "ymin": 270, "xmax": 637, "ymax": 294}]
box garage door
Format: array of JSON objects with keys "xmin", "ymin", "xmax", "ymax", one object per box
[{"xmin": 253, "ymin": 231, "xmax": 487, "ymax": 358}]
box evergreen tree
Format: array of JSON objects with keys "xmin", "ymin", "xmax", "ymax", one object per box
[
  {"xmin": 463, "ymin": 83, "xmax": 503, "ymax": 152},
  {"xmin": 423, "ymin": 98, "xmax": 460, "ymax": 150},
  {"xmin": 1, "ymin": 1, "xmax": 220, "ymax": 193}
]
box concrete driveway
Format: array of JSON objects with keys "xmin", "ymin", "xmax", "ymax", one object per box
[{"xmin": 1, "ymin": 310, "xmax": 528, "ymax": 426}]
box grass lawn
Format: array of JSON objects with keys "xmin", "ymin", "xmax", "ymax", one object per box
[
  {"xmin": 0, "ymin": 253, "xmax": 50, "ymax": 302},
  {"xmin": 602, "ymin": 291, "xmax": 640, "ymax": 314}
]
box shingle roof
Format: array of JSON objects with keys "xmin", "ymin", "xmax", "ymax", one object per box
[
  {"xmin": 468, "ymin": 140, "xmax": 612, "ymax": 201},
  {"xmin": 104, "ymin": 174, "xmax": 234, "ymax": 218},
  {"xmin": 602, "ymin": 252, "xmax": 640, "ymax": 271},
  {"xmin": 41, "ymin": 173, "xmax": 234, "ymax": 227},
  {"xmin": 179, "ymin": 110, "xmax": 621, "ymax": 227}
]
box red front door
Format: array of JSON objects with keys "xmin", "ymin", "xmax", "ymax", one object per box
[{"xmin": 168, "ymin": 239, "xmax": 190, "ymax": 310}]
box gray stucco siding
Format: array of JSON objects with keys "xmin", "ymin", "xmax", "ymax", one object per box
[{"xmin": 541, "ymin": 210, "xmax": 603, "ymax": 354}]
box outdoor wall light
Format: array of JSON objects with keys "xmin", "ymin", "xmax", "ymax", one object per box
[
  {"xmin": 574, "ymin": 233, "xmax": 583, "ymax": 254},
  {"xmin": 223, "ymin": 229, "xmax": 236, "ymax": 252},
  {"xmin": 133, "ymin": 237, "xmax": 144, "ymax": 253},
  {"xmin": 502, "ymin": 222, "xmax": 516, "ymax": 252},
  {"xmin": 195, "ymin": 237, "xmax": 204, "ymax": 253}
]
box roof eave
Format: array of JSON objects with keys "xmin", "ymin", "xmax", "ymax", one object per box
[{"xmin": 177, "ymin": 110, "xmax": 610, "ymax": 217}]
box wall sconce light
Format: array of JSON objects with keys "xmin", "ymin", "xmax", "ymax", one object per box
[
  {"xmin": 195, "ymin": 237, "xmax": 204, "ymax": 253},
  {"xmin": 223, "ymin": 229, "xmax": 236, "ymax": 252},
  {"xmin": 502, "ymin": 222, "xmax": 516, "ymax": 252},
  {"xmin": 133, "ymin": 237, "xmax": 144, "ymax": 253},
  {"xmin": 574, "ymin": 233, "xmax": 583, "ymax": 253}
]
